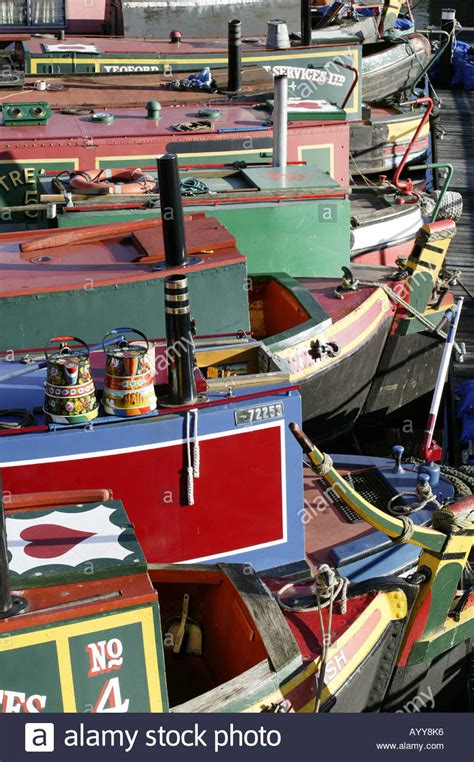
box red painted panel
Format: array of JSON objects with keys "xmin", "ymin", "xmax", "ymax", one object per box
[{"xmin": 3, "ymin": 427, "xmax": 284, "ymax": 564}]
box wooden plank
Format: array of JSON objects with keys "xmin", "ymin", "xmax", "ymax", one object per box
[
  {"xmin": 219, "ymin": 563, "xmax": 302, "ymax": 674},
  {"xmin": 435, "ymin": 89, "xmax": 474, "ymax": 381}
]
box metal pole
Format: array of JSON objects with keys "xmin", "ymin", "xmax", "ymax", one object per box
[
  {"xmin": 164, "ymin": 275, "xmax": 198, "ymax": 406},
  {"xmin": 157, "ymin": 154, "xmax": 187, "ymax": 268},
  {"xmin": 301, "ymin": 0, "xmax": 312, "ymax": 47},
  {"xmin": 228, "ymin": 20, "xmax": 242, "ymax": 93},
  {"xmin": 272, "ymin": 74, "xmax": 288, "ymax": 169},
  {"xmin": 439, "ymin": 8, "xmax": 456, "ymax": 88},
  {"xmin": 419, "ymin": 297, "xmax": 463, "ymax": 461}
]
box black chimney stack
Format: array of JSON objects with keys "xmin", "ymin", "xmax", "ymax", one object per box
[
  {"xmin": 228, "ymin": 20, "xmax": 242, "ymax": 93},
  {"xmin": 157, "ymin": 153, "xmax": 187, "ymax": 268},
  {"xmin": 301, "ymin": 0, "xmax": 312, "ymax": 47},
  {"xmin": 164, "ymin": 275, "xmax": 198, "ymax": 406}
]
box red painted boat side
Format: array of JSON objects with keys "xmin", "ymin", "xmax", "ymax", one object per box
[
  {"xmin": 0, "ymin": 104, "xmax": 350, "ymax": 187},
  {"xmin": 3, "ymin": 424, "xmax": 286, "ymax": 565},
  {"xmin": 351, "ymin": 238, "xmax": 415, "ymax": 267}
]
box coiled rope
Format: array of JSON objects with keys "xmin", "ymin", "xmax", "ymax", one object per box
[
  {"xmin": 275, "ymin": 565, "xmax": 348, "ymax": 713},
  {"xmin": 180, "ymin": 178, "xmax": 210, "ymax": 196},
  {"xmin": 0, "ymin": 408, "xmax": 36, "ymax": 430},
  {"xmin": 387, "ymin": 478, "xmax": 442, "ymax": 516}
]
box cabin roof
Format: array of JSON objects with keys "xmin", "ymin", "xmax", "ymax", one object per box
[
  {"xmin": 41, "ymin": 163, "xmax": 344, "ymax": 198},
  {"xmin": 0, "ymin": 216, "xmax": 244, "ymax": 297},
  {"xmin": 13, "ymin": 68, "xmax": 273, "ymax": 109},
  {"xmin": 0, "ymin": 102, "xmax": 346, "ymax": 144},
  {"xmin": 0, "ymin": 102, "xmax": 274, "ymax": 141},
  {"xmin": 22, "ymin": 33, "xmax": 359, "ymax": 55}
]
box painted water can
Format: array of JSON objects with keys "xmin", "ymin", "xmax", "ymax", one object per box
[
  {"xmin": 44, "ymin": 336, "xmax": 99, "ymax": 424},
  {"xmin": 102, "ymin": 327, "xmax": 157, "ymax": 417}
]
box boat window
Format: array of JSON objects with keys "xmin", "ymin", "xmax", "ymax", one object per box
[{"xmin": 0, "ymin": 0, "xmax": 66, "ymax": 28}]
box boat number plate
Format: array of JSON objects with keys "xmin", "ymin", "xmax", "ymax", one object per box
[{"xmin": 235, "ymin": 402, "xmax": 284, "ymax": 425}]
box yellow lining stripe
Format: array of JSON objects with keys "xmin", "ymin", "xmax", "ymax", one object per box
[
  {"xmin": 245, "ymin": 591, "xmax": 406, "ymax": 712},
  {"xmin": 0, "ymin": 159, "xmax": 79, "ymax": 168},
  {"xmin": 98, "ymin": 145, "xmax": 334, "ymax": 178},
  {"xmin": 56, "ymin": 635, "xmax": 77, "ymax": 712},
  {"xmin": 140, "ymin": 608, "xmax": 164, "ymax": 712},
  {"xmin": 2, "ymin": 607, "xmax": 163, "ymax": 712}
]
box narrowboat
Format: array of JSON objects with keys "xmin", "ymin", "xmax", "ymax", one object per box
[
  {"xmin": 290, "ymin": 423, "xmax": 474, "ymax": 712},
  {"xmin": 0, "ymin": 99, "xmax": 351, "ymax": 216},
  {"xmin": 362, "ymin": 33, "xmax": 431, "ymax": 104},
  {"xmin": 350, "ymin": 101, "xmax": 430, "ymax": 176},
  {"xmin": 0, "ymin": 426, "xmax": 471, "ymax": 712},
  {"xmin": 0, "ymin": 210, "xmax": 395, "ymax": 443},
  {"xmin": 0, "ymin": 482, "xmax": 426, "ymax": 713},
  {"xmin": 3, "ymin": 30, "xmax": 362, "ymax": 118},
  {"xmin": 2, "ymin": 25, "xmax": 431, "ymax": 106},
  {"xmin": 349, "ymin": 186, "xmax": 423, "ymax": 265},
  {"xmin": 36, "ymin": 162, "xmax": 423, "ymax": 270},
  {"xmin": 0, "ymin": 153, "xmax": 457, "ymax": 439}
]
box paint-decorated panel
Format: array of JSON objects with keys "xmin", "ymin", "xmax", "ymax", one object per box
[
  {"xmin": 262, "ymin": 47, "xmax": 361, "ymax": 121},
  {"xmin": 70, "ymin": 621, "xmax": 153, "ymax": 712},
  {"xmin": 6, "ymin": 501, "xmax": 146, "ymax": 589},
  {"xmin": 0, "ymin": 607, "xmax": 166, "ymax": 713}
]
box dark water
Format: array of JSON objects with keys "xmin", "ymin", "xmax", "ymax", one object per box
[
  {"xmin": 124, "ymin": 0, "xmax": 474, "ymax": 38},
  {"xmin": 414, "ymin": 0, "xmax": 474, "ymax": 27}
]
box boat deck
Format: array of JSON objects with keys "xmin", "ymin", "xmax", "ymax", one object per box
[
  {"xmin": 435, "ymin": 88, "xmax": 474, "ymax": 379},
  {"xmin": 14, "ymin": 68, "xmax": 273, "ymax": 108}
]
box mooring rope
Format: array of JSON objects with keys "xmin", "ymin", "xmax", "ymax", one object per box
[{"xmin": 387, "ymin": 478, "xmax": 443, "ymax": 516}]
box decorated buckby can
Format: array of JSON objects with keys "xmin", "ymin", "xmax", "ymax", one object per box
[
  {"xmin": 102, "ymin": 327, "xmax": 157, "ymax": 417},
  {"xmin": 44, "ymin": 336, "xmax": 99, "ymax": 424}
]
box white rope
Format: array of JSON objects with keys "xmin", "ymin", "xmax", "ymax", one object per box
[
  {"xmin": 192, "ymin": 408, "xmax": 200, "ymax": 478},
  {"xmin": 186, "ymin": 411, "xmax": 194, "ymax": 506},
  {"xmin": 275, "ymin": 565, "xmax": 348, "ymax": 615},
  {"xmin": 185, "ymin": 409, "xmax": 200, "ymax": 505},
  {"xmin": 387, "ymin": 480, "xmax": 442, "ymax": 516},
  {"xmin": 274, "ymin": 564, "xmax": 348, "ymax": 712}
]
